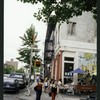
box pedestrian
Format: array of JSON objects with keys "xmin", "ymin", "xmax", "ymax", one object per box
[
  {"xmin": 44, "ymin": 76, "xmax": 48, "ymax": 81},
  {"xmin": 57, "ymin": 79, "xmax": 62, "ymax": 93},
  {"xmin": 44, "ymin": 79, "xmax": 48, "ymax": 93},
  {"xmin": 85, "ymin": 70, "xmax": 91, "ymax": 79},
  {"xmin": 36, "ymin": 76, "xmax": 39, "ymax": 83},
  {"xmin": 50, "ymin": 80, "xmax": 59, "ymax": 100},
  {"xmin": 58, "ymin": 79, "xmax": 62, "ymax": 86},
  {"xmin": 91, "ymin": 72, "xmax": 96, "ymax": 85},
  {"xmin": 46, "ymin": 79, "xmax": 53, "ymax": 94},
  {"xmin": 85, "ymin": 70, "xmax": 91, "ymax": 84},
  {"xmin": 34, "ymin": 78, "xmax": 43, "ymax": 100}
]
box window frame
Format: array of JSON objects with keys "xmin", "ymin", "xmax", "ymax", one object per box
[{"xmin": 67, "ymin": 22, "xmax": 76, "ymax": 36}]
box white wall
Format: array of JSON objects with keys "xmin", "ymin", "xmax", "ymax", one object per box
[
  {"xmin": 53, "ymin": 11, "xmax": 97, "ymax": 85},
  {"xmin": 54, "ymin": 11, "xmax": 97, "ymax": 49},
  {"xmin": 60, "ymin": 40, "xmax": 96, "ymax": 53}
]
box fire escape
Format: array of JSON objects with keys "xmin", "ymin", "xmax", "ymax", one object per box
[{"xmin": 44, "ymin": 20, "xmax": 56, "ymax": 78}]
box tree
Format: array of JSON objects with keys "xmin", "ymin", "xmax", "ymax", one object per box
[
  {"xmin": 83, "ymin": 53, "xmax": 94, "ymax": 60},
  {"xmin": 15, "ymin": 68, "xmax": 25, "ymax": 73},
  {"xmin": 17, "ymin": 24, "xmax": 41, "ymax": 69},
  {"xmin": 17, "ymin": 0, "xmax": 97, "ymax": 23},
  {"xmin": 4, "ymin": 65, "xmax": 15, "ymax": 74}
]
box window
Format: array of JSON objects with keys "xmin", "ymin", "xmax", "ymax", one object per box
[
  {"xmin": 68, "ymin": 22, "xmax": 76, "ymax": 35},
  {"xmin": 10, "ymin": 74, "xmax": 23, "ymax": 79},
  {"xmin": 64, "ymin": 63, "xmax": 74, "ymax": 76},
  {"xmin": 64, "ymin": 57, "xmax": 74, "ymax": 61}
]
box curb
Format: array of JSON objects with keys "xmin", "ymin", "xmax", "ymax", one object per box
[
  {"xmin": 16, "ymin": 96, "xmax": 32, "ymax": 100},
  {"xmin": 16, "ymin": 97, "xmax": 25, "ymax": 100}
]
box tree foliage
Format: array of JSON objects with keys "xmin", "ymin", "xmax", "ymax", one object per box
[
  {"xmin": 17, "ymin": 0, "xmax": 97, "ymax": 23},
  {"xmin": 17, "ymin": 25, "xmax": 41, "ymax": 67},
  {"xmin": 15, "ymin": 68, "xmax": 25, "ymax": 73},
  {"xmin": 4, "ymin": 65, "xmax": 15, "ymax": 74},
  {"xmin": 83, "ymin": 53, "xmax": 94, "ymax": 60}
]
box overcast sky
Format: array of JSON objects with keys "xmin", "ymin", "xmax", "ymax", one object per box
[{"xmin": 4, "ymin": 0, "xmax": 47, "ymax": 67}]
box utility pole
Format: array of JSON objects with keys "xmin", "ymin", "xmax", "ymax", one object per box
[
  {"xmin": 26, "ymin": 44, "xmax": 33, "ymax": 96},
  {"xmin": 25, "ymin": 34, "xmax": 38, "ymax": 96},
  {"xmin": 26, "ymin": 35, "xmax": 35, "ymax": 96}
]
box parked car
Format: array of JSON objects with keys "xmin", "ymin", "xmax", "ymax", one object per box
[
  {"xmin": 87, "ymin": 92, "xmax": 97, "ymax": 100},
  {"xmin": 4, "ymin": 74, "xmax": 10, "ymax": 78},
  {"xmin": 9, "ymin": 73, "xmax": 27, "ymax": 88},
  {"xmin": 4, "ymin": 76, "xmax": 8, "ymax": 79},
  {"xmin": 3, "ymin": 77, "xmax": 20, "ymax": 92}
]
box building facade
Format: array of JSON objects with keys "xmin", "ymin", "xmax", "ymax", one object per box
[
  {"xmin": 44, "ymin": 12, "xmax": 97, "ymax": 85},
  {"xmin": 53, "ymin": 12, "xmax": 96, "ymax": 84}
]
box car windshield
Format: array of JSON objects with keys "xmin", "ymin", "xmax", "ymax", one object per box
[
  {"xmin": 4, "ymin": 74, "xmax": 10, "ymax": 78},
  {"xmin": 4, "ymin": 78, "xmax": 15, "ymax": 83},
  {"xmin": 10, "ymin": 74, "xmax": 23, "ymax": 79}
]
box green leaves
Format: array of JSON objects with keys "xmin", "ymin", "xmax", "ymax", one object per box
[
  {"xmin": 83, "ymin": 53, "xmax": 94, "ymax": 60},
  {"xmin": 17, "ymin": 24, "xmax": 40, "ymax": 66},
  {"xmin": 16, "ymin": 68, "xmax": 25, "ymax": 73},
  {"xmin": 4, "ymin": 65, "xmax": 16, "ymax": 74},
  {"xmin": 18, "ymin": 0, "xmax": 97, "ymax": 23}
]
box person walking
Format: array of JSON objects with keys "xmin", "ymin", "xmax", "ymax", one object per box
[
  {"xmin": 57, "ymin": 79, "xmax": 62, "ymax": 93},
  {"xmin": 46, "ymin": 79, "xmax": 53, "ymax": 95},
  {"xmin": 50, "ymin": 80, "xmax": 59, "ymax": 100},
  {"xmin": 34, "ymin": 78, "xmax": 43, "ymax": 100},
  {"xmin": 44, "ymin": 79, "xmax": 48, "ymax": 93},
  {"xmin": 36, "ymin": 76, "xmax": 40, "ymax": 83},
  {"xmin": 58, "ymin": 79, "xmax": 62, "ymax": 87}
]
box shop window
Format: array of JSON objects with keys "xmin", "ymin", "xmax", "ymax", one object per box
[
  {"xmin": 64, "ymin": 57, "xmax": 74, "ymax": 61},
  {"xmin": 64, "ymin": 63, "xmax": 74, "ymax": 76}
]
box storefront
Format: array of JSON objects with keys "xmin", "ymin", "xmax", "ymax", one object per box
[{"xmin": 78, "ymin": 53, "xmax": 97, "ymax": 76}]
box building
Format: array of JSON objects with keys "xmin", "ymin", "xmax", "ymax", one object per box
[
  {"xmin": 5, "ymin": 59, "xmax": 18, "ymax": 70},
  {"xmin": 44, "ymin": 12, "xmax": 97, "ymax": 85}
]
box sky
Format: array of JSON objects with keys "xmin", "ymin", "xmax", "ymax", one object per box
[{"xmin": 4, "ymin": 0, "xmax": 47, "ymax": 67}]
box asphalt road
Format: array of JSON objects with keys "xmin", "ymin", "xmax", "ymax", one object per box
[
  {"xmin": 4, "ymin": 88, "xmax": 26, "ymax": 100},
  {"xmin": 3, "ymin": 81, "xmax": 35, "ymax": 100}
]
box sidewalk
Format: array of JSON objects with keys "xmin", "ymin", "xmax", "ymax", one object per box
[{"xmin": 17, "ymin": 82, "xmax": 86, "ymax": 100}]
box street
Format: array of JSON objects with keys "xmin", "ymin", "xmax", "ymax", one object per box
[
  {"xmin": 4, "ymin": 92, "xmax": 86, "ymax": 100},
  {"xmin": 4, "ymin": 85, "xmax": 87, "ymax": 100},
  {"xmin": 4, "ymin": 88, "xmax": 26, "ymax": 100}
]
